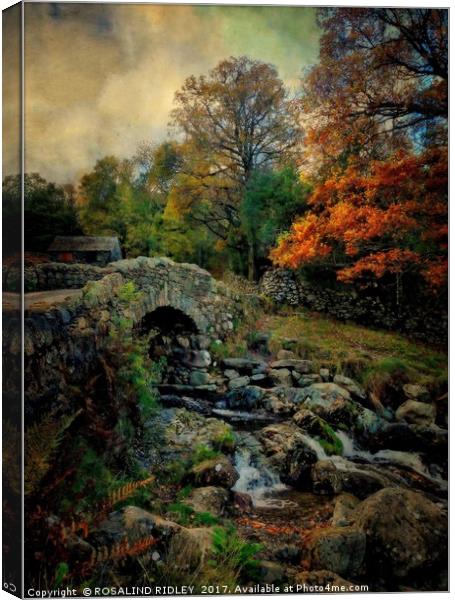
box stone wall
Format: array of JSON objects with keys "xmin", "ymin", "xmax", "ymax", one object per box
[
  {"xmin": 261, "ymin": 268, "xmax": 447, "ymax": 344},
  {"xmin": 2, "ymin": 262, "xmax": 107, "ymax": 292},
  {"xmin": 14, "ymin": 257, "xmax": 245, "ymax": 413}
]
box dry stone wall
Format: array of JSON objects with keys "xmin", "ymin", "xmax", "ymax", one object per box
[{"xmin": 261, "ymin": 268, "xmax": 447, "ymax": 344}]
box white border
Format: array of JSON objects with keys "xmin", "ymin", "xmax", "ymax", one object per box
[{"xmin": 0, "ymin": 2, "xmax": 451, "ymax": 600}]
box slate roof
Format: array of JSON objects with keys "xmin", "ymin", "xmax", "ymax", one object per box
[{"xmin": 48, "ymin": 236, "xmax": 120, "ymax": 252}]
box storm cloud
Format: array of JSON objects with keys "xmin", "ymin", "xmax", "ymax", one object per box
[{"xmin": 16, "ymin": 3, "xmax": 319, "ymax": 183}]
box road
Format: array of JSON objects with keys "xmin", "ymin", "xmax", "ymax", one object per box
[{"xmin": 3, "ymin": 289, "xmax": 83, "ymax": 313}]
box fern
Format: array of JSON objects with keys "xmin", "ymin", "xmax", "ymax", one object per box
[
  {"xmin": 25, "ymin": 411, "xmax": 80, "ymax": 496},
  {"xmin": 88, "ymin": 536, "xmax": 157, "ymax": 566},
  {"xmin": 102, "ymin": 476, "xmax": 155, "ymax": 510}
]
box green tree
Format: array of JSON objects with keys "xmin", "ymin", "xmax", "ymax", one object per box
[
  {"xmin": 78, "ymin": 156, "xmax": 131, "ymax": 241},
  {"xmin": 2, "ymin": 173, "xmax": 81, "ymax": 253},
  {"xmin": 78, "ymin": 144, "xmax": 185, "ymax": 259},
  {"xmin": 239, "ymin": 166, "xmax": 311, "ymax": 280}
]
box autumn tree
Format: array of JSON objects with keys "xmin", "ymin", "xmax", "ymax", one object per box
[
  {"xmin": 170, "ymin": 56, "xmax": 299, "ymax": 278},
  {"xmin": 271, "ymin": 149, "xmax": 448, "ymax": 296},
  {"xmin": 300, "ymin": 8, "xmax": 448, "ymax": 176},
  {"xmin": 133, "ymin": 140, "xmax": 183, "ymax": 196}
]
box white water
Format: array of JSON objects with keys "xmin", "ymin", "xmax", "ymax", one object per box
[
  {"xmin": 300, "ymin": 433, "xmax": 328, "ymax": 460},
  {"xmin": 232, "ymin": 446, "xmax": 287, "ymax": 506},
  {"xmin": 336, "ymin": 430, "xmax": 446, "ymax": 487},
  {"xmin": 231, "ymin": 426, "xmax": 446, "ymax": 509},
  {"xmin": 212, "ymin": 408, "xmax": 272, "ymax": 422}
]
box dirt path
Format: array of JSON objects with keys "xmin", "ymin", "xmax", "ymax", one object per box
[{"xmin": 3, "ymin": 289, "xmax": 83, "ymax": 312}]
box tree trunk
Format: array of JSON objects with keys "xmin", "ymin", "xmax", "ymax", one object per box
[{"xmin": 247, "ymin": 242, "xmax": 258, "ymax": 282}]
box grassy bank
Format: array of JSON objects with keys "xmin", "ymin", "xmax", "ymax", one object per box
[{"xmin": 215, "ymin": 304, "xmax": 447, "ymax": 389}]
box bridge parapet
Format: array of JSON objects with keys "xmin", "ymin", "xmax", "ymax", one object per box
[{"xmin": 10, "ymin": 257, "xmax": 244, "ymax": 410}]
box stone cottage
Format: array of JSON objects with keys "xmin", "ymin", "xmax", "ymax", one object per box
[{"xmin": 47, "ymin": 236, "xmax": 122, "ymax": 266}]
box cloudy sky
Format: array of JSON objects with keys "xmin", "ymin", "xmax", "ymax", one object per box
[{"xmin": 7, "ymin": 3, "xmax": 320, "ymax": 183}]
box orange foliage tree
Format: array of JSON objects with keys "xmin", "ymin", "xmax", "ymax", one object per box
[
  {"xmin": 299, "ymin": 8, "xmax": 448, "ymax": 177},
  {"xmin": 271, "ymin": 149, "xmax": 447, "ymax": 291}
]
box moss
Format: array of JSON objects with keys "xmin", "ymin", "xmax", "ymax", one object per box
[
  {"xmin": 192, "ymin": 444, "xmax": 222, "ymax": 464},
  {"xmin": 212, "ymin": 427, "xmax": 236, "ymax": 453},
  {"xmin": 318, "ymin": 422, "xmax": 343, "ymax": 456}
]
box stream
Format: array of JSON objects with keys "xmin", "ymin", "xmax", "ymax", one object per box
[
  {"xmin": 222, "ymin": 411, "xmax": 447, "ymax": 510},
  {"xmin": 149, "ymin": 331, "xmax": 448, "ymax": 590}
]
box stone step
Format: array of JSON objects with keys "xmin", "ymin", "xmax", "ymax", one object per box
[
  {"xmin": 159, "ymin": 394, "xmax": 212, "ymax": 415},
  {"xmin": 157, "ymin": 383, "xmax": 217, "ymax": 399}
]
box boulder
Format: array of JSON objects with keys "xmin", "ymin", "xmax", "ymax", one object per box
[
  {"xmin": 297, "ymin": 374, "xmax": 323, "ymax": 387},
  {"xmin": 224, "ymin": 369, "xmax": 240, "ymax": 380},
  {"xmin": 228, "ymin": 375, "xmax": 251, "ymax": 389},
  {"xmin": 167, "ymin": 526, "xmax": 213, "ymax": 570},
  {"xmin": 269, "ymin": 368, "xmax": 293, "ymax": 387},
  {"xmin": 292, "ymin": 409, "xmax": 343, "ymax": 456},
  {"xmin": 190, "ymin": 456, "xmax": 239, "ymax": 489},
  {"xmin": 333, "ymin": 375, "xmax": 366, "ymax": 401},
  {"xmin": 369, "ymin": 422, "xmax": 447, "ymax": 457},
  {"xmin": 164, "ymin": 409, "xmax": 235, "ymax": 459},
  {"xmin": 269, "ymin": 359, "xmax": 313, "ymax": 373},
  {"xmin": 232, "ymin": 491, "xmax": 253, "ymax": 513},
  {"xmin": 93, "ymin": 506, "xmax": 181, "ymax": 546},
  {"xmin": 183, "ymin": 486, "xmax": 228, "ymax": 517},
  {"xmin": 224, "ymin": 386, "xmax": 264, "ymax": 410},
  {"xmin": 395, "ymin": 400, "xmax": 436, "ymax": 426},
  {"xmin": 183, "ymin": 350, "xmax": 211, "ymax": 369},
  {"xmin": 304, "ymin": 383, "xmax": 351, "ymax": 406},
  {"xmin": 311, "ymin": 458, "xmax": 400, "ymax": 498},
  {"xmin": 222, "ymin": 358, "xmax": 262, "ymax": 372},
  {"xmin": 252, "ymin": 362, "xmax": 269, "ymax": 374},
  {"xmin": 331, "ymin": 493, "xmax": 360, "ymax": 527},
  {"xmin": 307, "ymin": 526, "xmax": 366, "ymax": 577},
  {"xmin": 352, "ymin": 487, "xmax": 447, "ymax": 578},
  {"xmin": 319, "ymin": 368, "xmax": 331, "ymax": 382},
  {"xmin": 258, "ymin": 423, "xmax": 318, "ymax": 487},
  {"xmin": 303, "ymin": 383, "xmax": 384, "ymax": 435},
  {"xmin": 268, "ymin": 386, "xmax": 306, "ymax": 405},
  {"xmin": 263, "ymin": 395, "xmax": 295, "ymax": 415},
  {"xmin": 189, "ymin": 370, "xmax": 211, "ymax": 386},
  {"xmin": 403, "ymin": 383, "xmax": 430, "ymax": 403}
]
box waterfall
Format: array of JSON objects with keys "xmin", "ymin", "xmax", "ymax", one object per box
[
  {"xmin": 300, "ymin": 433, "xmax": 328, "ymax": 460},
  {"xmin": 336, "ymin": 429, "xmax": 446, "ymax": 487},
  {"xmin": 232, "ymin": 446, "xmax": 287, "ymax": 503}
]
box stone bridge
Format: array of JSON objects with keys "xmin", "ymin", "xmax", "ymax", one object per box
[{"xmin": 5, "ymin": 257, "xmax": 245, "ymax": 412}]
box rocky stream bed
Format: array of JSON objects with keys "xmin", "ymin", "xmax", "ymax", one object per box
[{"xmin": 91, "ymin": 332, "xmax": 448, "ymax": 592}]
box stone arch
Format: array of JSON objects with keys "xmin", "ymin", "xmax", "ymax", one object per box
[
  {"xmin": 138, "ymin": 306, "xmax": 199, "ymax": 337},
  {"xmin": 140, "ymin": 285, "xmax": 210, "ymax": 335}
]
